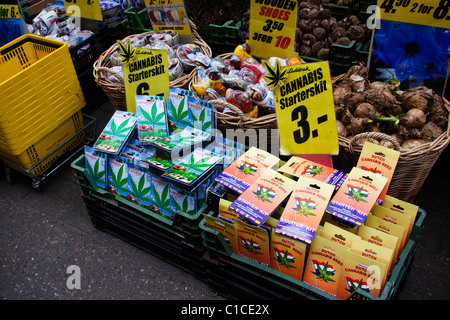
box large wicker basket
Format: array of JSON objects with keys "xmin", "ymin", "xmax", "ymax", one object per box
[
  {"xmin": 93, "ymin": 20, "xmax": 211, "ymax": 111},
  {"xmin": 333, "ymin": 98, "xmax": 450, "ymax": 203}
]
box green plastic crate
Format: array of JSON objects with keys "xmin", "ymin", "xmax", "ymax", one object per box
[
  {"xmin": 71, "ymin": 154, "xmax": 207, "ymax": 248},
  {"xmin": 199, "ymin": 208, "xmax": 426, "ymax": 300},
  {"xmin": 205, "ymin": 20, "xmax": 244, "ymax": 55},
  {"xmin": 124, "ymin": 7, "xmax": 152, "ymax": 35}
]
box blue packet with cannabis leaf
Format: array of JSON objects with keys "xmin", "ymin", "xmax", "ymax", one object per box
[
  {"xmin": 127, "ymin": 162, "xmax": 152, "ymax": 208},
  {"xmin": 167, "ymin": 87, "xmax": 193, "ymax": 134},
  {"xmin": 150, "ymin": 175, "xmax": 174, "ymax": 221},
  {"xmin": 169, "ymin": 182, "xmax": 198, "ymax": 217},
  {"xmin": 107, "ymin": 146, "xmax": 141, "ymax": 199},
  {"xmin": 136, "ymin": 95, "xmax": 169, "ymax": 144},
  {"xmin": 93, "ymin": 110, "xmax": 137, "ymax": 155},
  {"xmin": 187, "ymin": 95, "xmax": 215, "ymax": 137},
  {"xmin": 84, "ymin": 145, "xmax": 107, "ymax": 190}
]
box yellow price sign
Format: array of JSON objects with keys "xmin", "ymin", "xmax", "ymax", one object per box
[
  {"xmin": 378, "ymin": 0, "xmax": 450, "ymax": 28},
  {"xmin": 248, "ymin": 0, "xmax": 298, "ymax": 59},
  {"xmin": 0, "ymin": 5, "xmax": 21, "ymax": 19},
  {"xmin": 145, "ymin": 0, "xmax": 192, "ymax": 36},
  {"xmin": 64, "ymin": 0, "xmax": 102, "ymax": 21},
  {"xmin": 121, "ymin": 45, "xmax": 170, "ymax": 113},
  {"xmin": 264, "ymin": 60, "xmax": 339, "ymax": 155}
]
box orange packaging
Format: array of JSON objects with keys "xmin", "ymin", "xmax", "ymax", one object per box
[
  {"xmin": 203, "ymin": 214, "xmax": 240, "ymax": 256},
  {"xmin": 303, "ymin": 235, "xmax": 349, "ymax": 296},
  {"xmin": 357, "ymin": 225, "xmax": 399, "ymax": 263},
  {"xmin": 337, "ymin": 251, "xmax": 387, "ymax": 299},
  {"xmin": 270, "ymin": 229, "xmax": 307, "ymax": 281},
  {"xmin": 356, "ymin": 141, "xmax": 400, "ymax": 205},
  {"xmin": 230, "ymin": 169, "xmax": 297, "ymax": 226},
  {"xmin": 350, "ymin": 238, "xmax": 394, "ymax": 276},
  {"xmin": 215, "ymin": 146, "xmax": 280, "ymax": 194},
  {"xmin": 275, "ymin": 177, "xmax": 334, "ymax": 244},
  {"xmin": 218, "ymin": 198, "xmax": 238, "ymax": 220},
  {"xmin": 325, "ymin": 167, "xmax": 388, "ymax": 227},
  {"xmin": 233, "ymin": 218, "xmax": 271, "ymax": 266},
  {"xmin": 278, "ymin": 156, "xmax": 347, "ymax": 190}
]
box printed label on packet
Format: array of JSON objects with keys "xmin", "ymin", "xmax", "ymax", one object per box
[
  {"xmin": 234, "ymin": 218, "xmax": 271, "ymax": 266},
  {"xmin": 278, "ymin": 156, "xmax": 348, "ymax": 190},
  {"xmin": 203, "ymin": 214, "xmax": 239, "ymax": 256},
  {"xmin": 275, "ymin": 177, "xmax": 334, "ymax": 244},
  {"xmin": 230, "ymin": 169, "xmax": 297, "ymax": 226},
  {"xmin": 325, "ymin": 167, "xmax": 388, "ymax": 227},
  {"xmin": 215, "ymin": 147, "xmax": 280, "ymax": 194}
]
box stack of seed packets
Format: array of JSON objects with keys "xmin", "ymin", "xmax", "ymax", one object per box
[
  {"xmin": 136, "ymin": 95, "xmax": 169, "ymax": 144},
  {"xmin": 93, "ymin": 111, "xmax": 137, "ymax": 155}
]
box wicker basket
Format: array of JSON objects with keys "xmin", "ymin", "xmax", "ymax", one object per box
[
  {"xmin": 333, "ymin": 98, "xmax": 450, "ymax": 203},
  {"xmin": 93, "ymin": 20, "xmax": 211, "ymax": 111}
]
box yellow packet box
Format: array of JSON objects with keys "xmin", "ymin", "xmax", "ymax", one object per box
[
  {"xmin": 357, "ymin": 225, "xmax": 399, "ymax": 263},
  {"xmin": 303, "ymin": 235, "xmax": 349, "ymax": 297},
  {"xmin": 382, "ymin": 194, "xmax": 419, "ymax": 239},
  {"xmin": 203, "ymin": 214, "xmax": 240, "ymax": 256},
  {"xmin": 218, "ymin": 198, "xmax": 238, "ymax": 221},
  {"xmin": 326, "ymin": 167, "xmax": 388, "ymax": 226},
  {"xmin": 234, "ymin": 218, "xmax": 271, "ymax": 266},
  {"xmin": 364, "ymin": 214, "xmax": 405, "ymax": 261},
  {"xmin": 270, "ymin": 229, "xmax": 307, "ymax": 281},
  {"xmin": 351, "ymin": 238, "xmax": 394, "ymax": 276},
  {"xmin": 275, "ymin": 177, "xmax": 335, "ymax": 244},
  {"xmin": 356, "ymin": 141, "xmax": 400, "ymax": 205},
  {"xmin": 321, "ymin": 222, "xmax": 361, "ymax": 248},
  {"xmin": 371, "ymin": 204, "xmax": 412, "ymax": 249}
]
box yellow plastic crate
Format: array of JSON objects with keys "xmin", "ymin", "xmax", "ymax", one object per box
[
  {"xmin": 0, "ymin": 34, "xmax": 85, "ymax": 156},
  {"xmin": 0, "ymin": 110, "xmax": 85, "ymax": 177}
]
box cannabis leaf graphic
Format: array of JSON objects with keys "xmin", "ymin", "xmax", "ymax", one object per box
[
  {"xmin": 262, "ymin": 59, "xmax": 287, "ymax": 90},
  {"xmin": 150, "ymin": 184, "xmax": 170, "ymax": 212},
  {"xmin": 344, "ymin": 186, "xmax": 369, "ymax": 203},
  {"xmin": 191, "ymin": 108, "xmax": 212, "ymax": 132},
  {"xmin": 275, "ymin": 249, "xmax": 296, "ymax": 269},
  {"xmin": 236, "ymin": 162, "xmax": 256, "ymax": 176},
  {"xmin": 312, "ymin": 261, "xmax": 336, "ymax": 283},
  {"xmin": 139, "ymin": 102, "xmax": 167, "ymax": 127},
  {"xmin": 346, "ymin": 279, "xmax": 370, "ymax": 294},
  {"xmin": 103, "ymin": 118, "xmax": 134, "ymax": 139},
  {"xmin": 87, "ymin": 158, "xmax": 106, "ymax": 186},
  {"xmin": 242, "ymin": 238, "xmax": 263, "ymax": 255},
  {"xmin": 109, "ymin": 164, "xmax": 128, "ymax": 194},
  {"xmin": 253, "ymin": 186, "xmax": 274, "ymax": 203},
  {"xmin": 129, "ymin": 174, "xmax": 151, "ymax": 204},
  {"xmin": 168, "ymin": 98, "xmax": 189, "ymax": 131},
  {"xmin": 303, "ymin": 165, "xmax": 324, "ymax": 177},
  {"xmin": 293, "ymin": 198, "xmax": 317, "ymax": 217},
  {"xmin": 117, "ymin": 40, "xmax": 136, "ymax": 65},
  {"xmin": 173, "ymin": 196, "xmax": 195, "ymax": 216}
]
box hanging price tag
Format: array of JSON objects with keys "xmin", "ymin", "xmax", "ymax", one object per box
[
  {"xmin": 263, "ymin": 60, "xmax": 339, "ymax": 155},
  {"xmin": 64, "ymin": 0, "xmax": 102, "ymax": 21},
  {"xmin": 377, "ymin": 0, "xmax": 450, "ymax": 28},
  {"xmin": 248, "ymin": 0, "xmax": 298, "ymax": 59},
  {"xmin": 118, "ymin": 42, "xmax": 170, "ymax": 113}
]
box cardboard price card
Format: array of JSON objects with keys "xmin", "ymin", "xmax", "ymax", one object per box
[
  {"xmin": 377, "ymin": 0, "xmax": 450, "ymax": 28},
  {"xmin": 263, "ymin": 60, "xmax": 339, "ymax": 155},
  {"xmin": 0, "ymin": 0, "xmax": 25, "ymax": 46},
  {"xmin": 64, "ymin": 0, "xmax": 103, "ymax": 21},
  {"xmin": 145, "ymin": 0, "xmax": 192, "ymax": 36},
  {"xmin": 119, "ymin": 42, "xmax": 169, "ymax": 113},
  {"xmin": 248, "ymin": 0, "xmax": 298, "ymax": 59}
]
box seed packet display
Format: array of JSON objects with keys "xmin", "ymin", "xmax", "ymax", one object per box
[
  {"xmin": 278, "ymin": 156, "xmax": 348, "ymax": 190},
  {"xmin": 275, "ymin": 177, "xmax": 334, "ymax": 244},
  {"xmin": 167, "ymin": 87, "xmax": 193, "ymax": 134},
  {"xmin": 107, "ymin": 147, "xmax": 140, "ymax": 198},
  {"xmin": 84, "ymin": 145, "xmax": 107, "ymax": 189},
  {"xmin": 187, "ymin": 95, "xmax": 215, "ymax": 136},
  {"xmin": 337, "ymin": 251, "xmax": 387, "ymax": 299},
  {"xmin": 351, "ymin": 238, "xmax": 394, "ymax": 275},
  {"xmin": 149, "ymin": 175, "xmax": 174, "ymax": 221},
  {"xmin": 302, "ymin": 235, "xmax": 349, "ymax": 297},
  {"xmin": 357, "ymin": 225, "xmax": 399, "ymax": 263},
  {"xmin": 150, "ymin": 126, "xmax": 210, "ymax": 152},
  {"xmin": 356, "ymin": 142, "xmax": 400, "ymax": 205},
  {"xmin": 127, "ymin": 163, "xmax": 152, "ymax": 207},
  {"xmin": 136, "ymin": 95, "xmax": 169, "ymax": 144},
  {"xmin": 164, "ymin": 147, "xmax": 221, "ymax": 186},
  {"xmin": 382, "ymin": 195, "xmax": 419, "ymax": 240},
  {"xmin": 203, "ymin": 214, "xmax": 240, "ymax": 256},
  {"xmin": 320, "ymin": 222, "xmax": 361, "ymax": 248},
  {"xmin": 218, "ymin": 198, "xmax": 238, "ymax": 220},
  {"xmin": 93, "ymin": 111, "xmax": 137, "ymax": 155},
  {"xmin": 215, "ymin": 147, "xmax": 281, "ymax": 194},
  {"xmin": 169, "ymin": 183, "xmax": 197, "ymax": 217},
  {"xmin": 371, "ymin": 204, "xmax": 412, "ymax": 249},
  {"xmin": 233, "ymin": 218, "xmax": 271, "ymax": 266},
  {"xmin": 270, "ymin": 229, "xmax": 307, "ymax": 281},
  {"xmin": 325, "ymin": 167, "xmax": 388, "ymax": 227},
  {"xmin": 230, "ymin": 169, "xmax": 297, "ymax": 226},
  {"xmin": 139, "ymin": 150, "xmax": 175, "ymax": 173}
]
